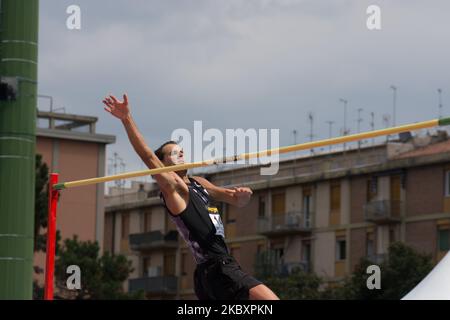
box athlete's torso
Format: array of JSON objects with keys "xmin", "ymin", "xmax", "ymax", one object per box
[{"xmin": 160, "ymin": 177, "xmax": 228, "ymax": 264}]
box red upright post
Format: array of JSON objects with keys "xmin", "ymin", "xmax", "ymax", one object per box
[{"xmin": 44, "ymin": 173, "xmax": 60, "ymax": 300}]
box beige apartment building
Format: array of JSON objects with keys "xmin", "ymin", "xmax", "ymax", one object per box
[
  {"xmin": 104, "ymin": 130, "xmax": 450, "ymax": 299},
  {"xmin": 35, "ymin": 110, "xmax": 115, "ymax": 285}
]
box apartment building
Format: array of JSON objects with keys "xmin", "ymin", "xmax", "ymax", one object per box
[
  {"xmin": 104, "ymin": 130, "xmax": 450, "ymax": 299},
  {"xmin": 35, "ymin": 110, "xmax": 115, "ymax": 285}
]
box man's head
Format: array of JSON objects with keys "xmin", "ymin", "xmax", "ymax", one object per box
[{"xmin": 155, "ymin": 141, "xmax": 186, "ymax": 167}]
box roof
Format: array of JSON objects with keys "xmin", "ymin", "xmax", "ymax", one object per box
[{"xmin": 393, "ymin": 139, "xmax": 450, "ymax": 159}]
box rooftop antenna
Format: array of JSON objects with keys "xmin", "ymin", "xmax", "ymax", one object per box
[
  {"xmin": 390, "ymin": 85, "xmax": 397, "ymax": 126},
  {"xmin": 339, "ymin": 98, "xmax": 348, "ymax": 135},
  {"xmin": 119, "ymin": 159, "xmax": 126, "ymax": 191},
  {"xmin": 357, "ymin": 108, "xmax": 363, "ymax": 149},
  {"xmin": 292, "ymin": 129, "xmax": 298, "ymax": 174},
  {"xmin": 293, "ymin": 129, "xmax": 298, "ymax": 157},
  {"xmin": 438, "ymin": 88, "xmax": 443, "ymax": 119},
  {"xmin": 370, "ymin": 112, "xmax": 375, "ymax": 146},
  {"xmin": 326, "ymin": 120, "xmax": 334, "ymax": 152},
  {"xmin": 307, "ymin": 112, "xmax": 315, "ymax": 154},
  {"xmin": 339, "ymin": 98, "xmax": 349, "ymax": 151},
  {"xmin": 108, "ymin": 152, "xmax": 126, "ymax": 190},
  {"xmin": 383, "ymin": 114, "xmax": 391, "ymax": 142}
]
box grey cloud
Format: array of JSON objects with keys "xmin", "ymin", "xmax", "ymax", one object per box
[{"xmin": 38, "ymin": 0, "xmax": 450, "ymax": 178}]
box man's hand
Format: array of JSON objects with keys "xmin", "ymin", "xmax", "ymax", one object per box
[
  {"xmin": 102, "ymin": 94, "xmax": 131, "ymax": 120},
  {"xmin": 232, "ymin": 187, "xmax": 253, "ymax": 208}
]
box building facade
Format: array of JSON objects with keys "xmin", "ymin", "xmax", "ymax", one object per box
[
  {"xmin": 35, "ymin": 110, "xmax": 115, "ymax": 285},
  {"xmin": 104, "ymin": 131, "xmax": 450, "ymax": 299}
]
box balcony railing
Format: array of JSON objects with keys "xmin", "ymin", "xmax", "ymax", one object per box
[
  {"xmin": 128, "ymin": 276, "xmax": 177, "ymax": 295},
  {"xmin": 129, "ymin": 230, "xmax": 178, "ymax": 251},
  {"xmin": 255, "ymin": 251, "xmax": 310, "ymax": 278},
  {"xmin": 257, "ymin": 211, "xmax": 312, "ymax": 236},
  {"xmin": 364, "ymin": 200, "xmax": 402, "ymax": 224},
  {"xmin": 366, "ymin": 253, "xmax": 388, "ymax": 265}
]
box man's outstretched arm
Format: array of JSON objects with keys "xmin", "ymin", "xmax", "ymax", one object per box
[
  {"xmin": 192, "ymin": 176, "xmax": 253, "ymax": 208},
  {"xmin": 102, "ymin": 94, "xmax": 182, "ymax": 191}
]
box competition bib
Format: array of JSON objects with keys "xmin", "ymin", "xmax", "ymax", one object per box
[{"xmin": 208, "ymin": 207, "xmax": 225, "ymax": 238}]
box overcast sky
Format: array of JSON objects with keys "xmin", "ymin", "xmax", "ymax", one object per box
[{"xmin": 38, "ymin": 0, "xmax": 450, "ymax": 187}]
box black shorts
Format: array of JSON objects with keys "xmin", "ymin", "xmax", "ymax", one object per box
[{"xmin": 194, "ymin": 255, "xmax": 262, "ymax": 300}]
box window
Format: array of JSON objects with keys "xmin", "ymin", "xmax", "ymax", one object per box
[
  {"xmin": 121, "ymin": 213, "xmax": 130, "ymax": 239},
  {"xmin": 166, "ymin": 212, "xmax": 177, "ymax": 232},
  {"xmin": 303, "ymin": 188, "xmax": 312, "ymax": 228},
  {"xmin": 367, "ymin": 177, "xmax": 378, "ymax": 201},
  {"xmin": 445, "ymin": 171, "xmax": 450, "ymax": 197},
  {"xmin": 438, "ymin": 229, "xmax": 450, "ymax": 251},
  {"xmin": 390, "ymin": 175, "xmax": 402, "ymax": 217},
  {"xmin": 257, "ymin": 244, "xmax": 266, "ymax": 254},
  {"xmin": 258, "ymin": 195, "xmax": 266, "ymax": 218},
  {"xmin": 366, "ymin": 232, "xmax": 375, "ymax": 256},
  {"xmin": 226, "ymin": 204, "xmax": 236, "ymax": 224},
  {"xmin": 164, "ymin": 253, "xmax": 176, "ymax": 276},
  {"xmin": 336, "ymin": 239, "xmax": 346, "ymax": 261},
  {"xmin": 230, "ymin": 246, "xmax": 241, "ymax": 262},
  {"xmin": 274, "ymin": 247, "xmax": 284, "ymax": 263},
  {"xmin": 143, "ymin": 257, "xmax": 151, "ymax": 277},
  {"xmin": 272, "ymin": 193, "xmax": 286, "ymax": 215},
  {"xmin": 302, "ymin": 242, "xmax": 311, "ymax": 263},
  {"xmin": 181, "ymin": 252, "xmax": 188, "ymax": 276},
  {"xmin": 389, "ymin": 227, "xmax": 396, "ymax": 244},
  {"xmin": 303, "ymin": 193, "xmax": 311, "ymax": 214},
  {"xmin": 144, "ymin": 210, "xmax": 152, "ymax": 232},
  {"xmin": 330, "ymin": 182, "xmax": 341, "ymax": 211},
  {"xmin": 217, "ymin": 202, "xmax": 226, "ymax": 215},
  {"xmin": 330, "ymin": 181, "xmax": 341, "ymax": 226}
]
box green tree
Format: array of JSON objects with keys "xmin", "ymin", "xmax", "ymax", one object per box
[
  {"xmin": 324, "ymin": 242, "xmax": 434, "ymax": 300},
  {"xmin": 264, "ymin": 268, "xmax": 324, "ymax": 299},
  {"xmin": 33, "ymin": 154, "xmax": 62, "ymax": 299},
  {"xmin": 255, "ymin": 251, "xmax": 323, "ymax": 299},
  {"xmin": 34, "ymin": 153, "xmax": 49, "ymax": 252},
  {"xmin": 54, "ymin": 236, "xmax": 144, "ymax": 299}
]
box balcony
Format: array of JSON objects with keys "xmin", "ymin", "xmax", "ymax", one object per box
[
  {"xmin": 255, "ymin": 252, "xmax": 310, "ymax": 278},
  {"xmin": 257, "ymin": 211, "xmax": 312, "ymax": 236},
  {"xmin": 129, "ymin": 230, "xmax": 178, "ymax": 251},
  {"xmin": 364, "ymin": 200, "xmax": 402, "ymax": 224},
  {"xmin": 129, "ymin": 276, "xmax": 178, "ymax": 296},
  {"xmin": 366, "ymin": 253, "xmax": 388, "ymax": 265}
]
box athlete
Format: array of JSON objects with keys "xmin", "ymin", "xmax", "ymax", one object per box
[{"xmin": 102, "ymin": 93, "xmax": 279, "ymax": 300}]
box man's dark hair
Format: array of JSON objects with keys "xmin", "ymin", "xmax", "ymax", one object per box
[{"xmin": 155, "ymin": 140, "xmax": 178, "ymax": 161}]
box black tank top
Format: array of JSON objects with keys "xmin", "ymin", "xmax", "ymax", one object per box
[{"xmin": 160, "ymin": 177, "xmax": 229, "ymax": 264}]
